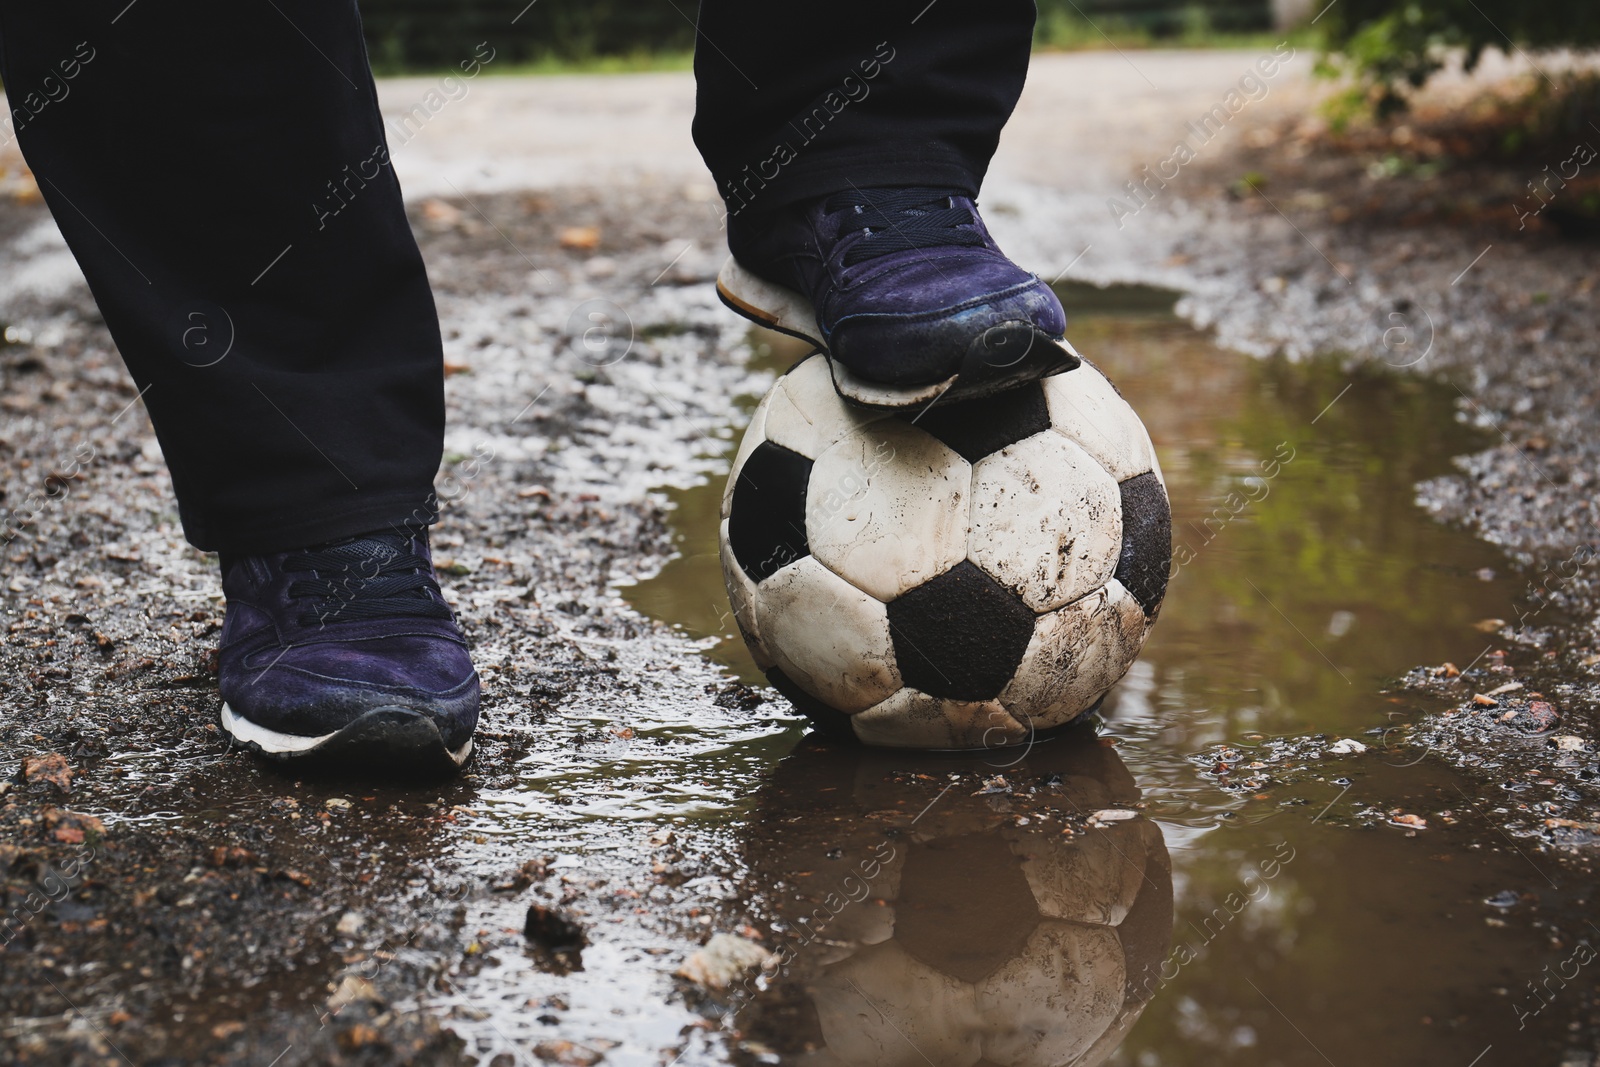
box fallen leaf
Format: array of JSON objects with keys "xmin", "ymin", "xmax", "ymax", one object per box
[
  {"xmin": 557, "ymin": 226, "xmax": 600, "ymax": 251},
  {"xmin": 535, "ymin": 1040, "xmax": 604, "ymax": 1065},
  {"xmin": 327, "ymin": 974, "xmax": 383, "ymax": 1013},
  {"xmin": 20, "ymin": 753, "xmax": 72, "ymax": 792}
]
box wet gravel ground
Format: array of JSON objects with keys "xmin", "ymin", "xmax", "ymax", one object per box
[
  {"xmin": 4, "ymin": 54, "xmax": 1600, "ymax": 1064},
  {"xmin": 0, "ymin": 182, "xmax": 776, "ymax": 1065}
]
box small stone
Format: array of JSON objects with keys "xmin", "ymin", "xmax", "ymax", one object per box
[
  {"xmin": 1389, "ymin": 812, "xmax": 1427, "ymax": 830},
  {"xmin": 1472, "ymin": 694, "xmax": 1499, "ymax": 707},
  {"xmin": 1089, "ymin": 809, "xmax": 1139, "ymax": 823},
  {"xmin": 1553, "ymin": 735, "xmax": 1585, "ymax": 751},
  {"xmin": 524, "ymin": 905, "xmax": 586, "ymax": 952},
  {"xmin": 1328, "ymin": 738, "xmax": 1367, "ymax": 755},
  {"xmin": 324, "ymin": 797, "xmax": 352, "ymax": 811},
  {"xmin": 675, "ymin": 933, "xmax": 776, "ymax": 991},
  {"xmin": 336, "ymin": 911, "xmax": 365, "ymax": 938},
  {"xmin": 1485, "ymin": 681, "xmax": 1523, "ymax": 696},
  {"xmin": 211, "ymin": 1021, "xmax": 246, "ymax": 1040},
  {"xmin": 648, "ymin": 829, "xmax": 674, "ymax": 846}
]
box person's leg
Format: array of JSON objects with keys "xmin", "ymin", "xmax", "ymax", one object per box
[
  {"xmin": 693, "ymin": 0, "xmax": 1071, "ymax": 410},
  {"xmin": 0, "ymin": 1, "xmax": 476, "ymax": 770},
  {"xmin": 0, "ymin": 0, "xmax": 443, "ymax": 554},
  {"xmin": 692, "ymin": 0, "xmax": 1036, "ymax": 212}
]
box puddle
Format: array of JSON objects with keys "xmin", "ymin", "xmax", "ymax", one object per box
[{"xmin": 616, "ymin": 285, "xmax": 1584, "ymax": 1065}]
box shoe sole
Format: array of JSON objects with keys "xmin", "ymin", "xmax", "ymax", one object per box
[
  {"xmin": 220, "ymin": 702, "xmax": 473, "ymax": 770},
  {"xmin": 715, "ymin": 254, "xmax": 1082, "ymax": 411}
]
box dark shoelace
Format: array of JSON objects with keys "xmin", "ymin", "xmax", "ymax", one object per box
[
  {"xmin": 285, "ymin": 534, "xmax": 453, "ymax": 626},
  {"xmin": 823, "ymin": 187, "xmax": 985, "ymax": 266}
]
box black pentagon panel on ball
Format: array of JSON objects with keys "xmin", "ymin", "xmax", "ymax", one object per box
[
  {"xmin": 1114, "ymin": 472, "xmax": 1172, "ymax": 617},
  {"xmin": 729, "ymin": 441, "xmax": 813, "ymax": 582},
  {"xmin": 886, "ymin": 560, "xmax": 1036, "ymax": 701},
  {"xmin": 894, "ymin": 833, "xmax": 1042, "ymax": 983},
  {"xmin": 902, "ymin": 382, "xmax": 1052, "ymax": 463}
]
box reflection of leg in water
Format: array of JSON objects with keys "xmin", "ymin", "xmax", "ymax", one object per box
[{"xmin": 731, "ymin": 728, "xmax": 1174, "ymax": 1066}]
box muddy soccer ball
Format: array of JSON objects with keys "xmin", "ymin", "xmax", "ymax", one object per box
[{"xmin": 719, "ymin": 352, "xmax": 1171, "ymax": 749}]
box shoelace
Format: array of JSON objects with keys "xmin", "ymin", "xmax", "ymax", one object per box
[
  {"xmin": 284, "ymin": 534, "xmax": 453, "ymax": 626},
  {"xmin": 823, "ymin": 188, "xmax": 985, "ymax": 266}
]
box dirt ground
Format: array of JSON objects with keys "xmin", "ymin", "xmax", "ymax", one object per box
[{"xmin": 3, "ymin": 48, "xmax": 1600, "ymax": 1065}]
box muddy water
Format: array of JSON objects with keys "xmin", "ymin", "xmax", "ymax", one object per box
[{"xmin": 619, "ymin": 287, "xmax": 1586, "ymax": 1066}]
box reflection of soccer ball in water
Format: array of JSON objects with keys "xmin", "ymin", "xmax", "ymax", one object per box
[
  {"xmin": 736, "ymin": 733, "xmax": 1173, "ymax": 1067},
  {"xmin": 719, "ymin": 354, "xmax": 1171, "ymax": 748}
]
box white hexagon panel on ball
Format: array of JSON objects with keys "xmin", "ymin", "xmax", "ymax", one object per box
[
  {"xmin": 806, "ymin": 420, "xmax": 971, "ymax": 604},
  {"xmin": 751, "ymin": 555, "xmax": 901, "ymax": 714},
  {"xmin": 969, "ymin": 432, "xmax": 1122, "ymax": 613}
]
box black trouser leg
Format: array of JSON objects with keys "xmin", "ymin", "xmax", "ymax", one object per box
[
  {"xmin": 692, "ymin": 0, "xmax": 1036, "ymax": 215},
  {"xmin": 0, "ymin": 0, "xmax": 443, "ymax": 554}
]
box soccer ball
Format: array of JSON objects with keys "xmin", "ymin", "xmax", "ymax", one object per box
[
  {"xmin": 719, "ymin": 353, "xmax": 1170, "ymax": 749},
  {"xmin": 732, "ymin": 733, "xmax": 1174, "ymax": 1066}
]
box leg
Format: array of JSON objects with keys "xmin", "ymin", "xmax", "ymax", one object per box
[
  {"xmin": 0, "ymin": 1, "xmax": 476, "ymax": 770},
  {"xmin": 692, "ymin": 0, "xmax": 1037, "ymax": 211},
  {"xmin": 692, "ymin": 0, "xmax": 1070, "ymax": 408},
  {"xmin": 0, "ymin": 0, "xmax": 443, "ymax": 553}
]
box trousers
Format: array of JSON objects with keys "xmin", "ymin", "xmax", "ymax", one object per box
[{"xmin": 0, "ymin": 0, "xmax": 1034, "ymax": 553}]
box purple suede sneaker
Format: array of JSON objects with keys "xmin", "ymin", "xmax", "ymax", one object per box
[
  {"xmin": 717, "ymin": 186, "xmax": 1077, "ymax": 410},
  {"xmin": 217, "ymin": 528, "xmax": 479, "ymax": 770}
]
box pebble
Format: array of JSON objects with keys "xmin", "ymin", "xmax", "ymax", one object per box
[
  {"xmin": 674, "ymin": 933, "xmax": 775, "ymax": 991},
  {"xmin": 1329, "ymin": 738, "xmax": 1367, "ymax": 754},
  {"xmin": 524, "ymin": 905, "xmax": 586, "ymax": 953}
]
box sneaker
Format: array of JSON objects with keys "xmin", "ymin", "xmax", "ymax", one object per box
[
  {"xmin": 718, "ymin": 186, "xmax": 1077, "ymax": 410},
  {"xmin": 217, "ymin": 528, "xmax": 479, "ymax": 770}
]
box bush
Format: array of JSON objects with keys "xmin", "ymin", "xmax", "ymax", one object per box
[
  {"xmin": 358, "ymin": 0, "xmax": 696, "ymax": 72},
  {"xmin": 1319, "ymin": 0, "xmax": 1600, "ymax": 117}
]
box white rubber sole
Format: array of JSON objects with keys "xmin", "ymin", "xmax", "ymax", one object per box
[
  {"xmin": 715, "ymin": 255, "xmax": 1079, "ymax": 411},
  {"xmin": 221, "ymin": 702, "xmax": 474, "ymax": 767}
]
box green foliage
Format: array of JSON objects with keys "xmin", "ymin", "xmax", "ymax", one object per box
[
  {"xmin": 1318, "ymin": 0, "xmax": 1600, "ymax": 118},
  {"xmin": 359, "ymin": 0, "xmax": 698, "ymax": 74},
  {"xmin": 1033, "ymin": 0, "xmax": 1278, "ymax": 50},
  {"xmin": 357, "ymin": 0, "xmax": 1284, "ymax": 73}
]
